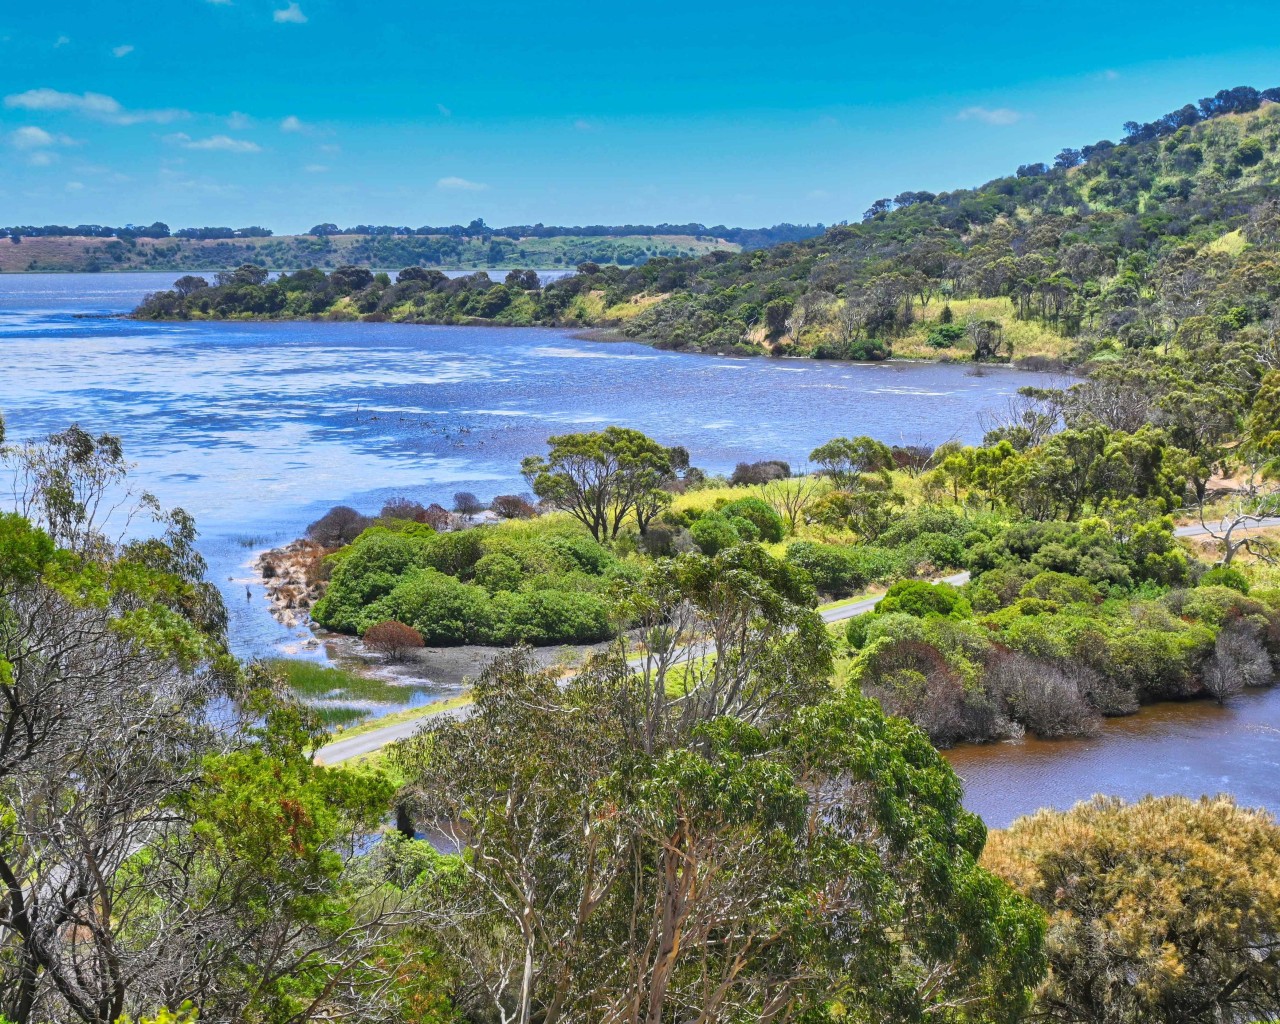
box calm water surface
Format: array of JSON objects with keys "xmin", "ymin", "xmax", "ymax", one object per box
[{"xmin": 2, "ymin": 273, "xmax": 1277, "ymax": 826}]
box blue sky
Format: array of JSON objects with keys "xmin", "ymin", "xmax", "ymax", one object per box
[{"xmin": 2, "ymin": 1, "xmax": 1279, "ymax": 232}]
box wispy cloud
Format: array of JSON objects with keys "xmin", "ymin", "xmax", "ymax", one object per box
[
  {"xmin": 9, "ymin": 125, "xmax": 75, "ymax": 150},
  {"xmin": 957, "ymin": 106, "xmax": 1022, "ymax": 126},
  {"xmin": 4, "ymin": 88, "xmax": 187, "ymax": 125},
  {"xmin": 227, "ymin": 111, "xmax": 253, "ymax": 130},
  {"xmin": 437, "ymin": 176, "xmax": 488, "ymax": 191},
  {"xmin": 303, "ymin": 163, "xmax": 328, "ymax": 173},
  {"xmin": 436, "ymin": 102, "xmax": 452, "ymax": 117},
  {"xmin": 280, "ymin": 114, "xmax": 306, "ymax": 133},
  {"xmin": 54, "ymin": 35, "xmax": 70, "ymax": 48},
  {"xmin": 572, "ymin": 118, "xmax": 597, "ymax": 132},
  {"xmin": 273, "ymin": 2, "xmax": 307, "ymax": 23},
  {"xmin": 112, "ymin": 44, "xmax": 134, "ymax": 58},
  {"xmin": 1101, "ymin": 69, "xmax": 1121, "ymax": 81},
  {"xmin": 167, "ymin": 132, "xmax": 262, "ymax": 153}
]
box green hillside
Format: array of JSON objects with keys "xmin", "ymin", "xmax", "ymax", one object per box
[{"xmin": 582, "ymin": 89, "xmax": 1280, "ymax": 366}]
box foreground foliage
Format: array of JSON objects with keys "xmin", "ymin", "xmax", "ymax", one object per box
[{"xmin": 986, "ymin": 795, "xmax": 1280, "ymax": 1024}]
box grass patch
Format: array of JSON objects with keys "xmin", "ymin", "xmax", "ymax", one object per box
[
  {"xmin": 890, "ymin": 297, "xmax": 1073, "ymax": 363},
  {"xmin": 1206, "ymin": 228, "xmax": 1248, "ymax": 255},
  {"xmin": 267, "ymin": 658, "xmax": 429, "ymax": 726}
]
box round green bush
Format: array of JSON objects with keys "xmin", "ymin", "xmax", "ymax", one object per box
[
  {"xmin": 545, "ymin": 533, "xmax": 615, "ymax": 575},
  {"xmin": 877, "ymin": 579, "xmax": 971, "ymax": 619},
  {"xmin": 422, "ymin": 530, "xmax": 486, "ymax": 579},
  {"xmin": 1019, "ymin": 571, "xmax": 1100, "ymax": 606},
  {"xmin": 1199, "ymin": 566, "xmax": 1249, "ymax": 594},
  {"xmin": 720, "ymin": 497, "xmax": 785, "ymax": 542},
  {"xmin": 691, "ymin": 514, "xmax": 740, "ymax": 556},
  {"xmin": 365, "ymin": 568, "xmax": 493, "ymax": 645},
  {"xmin": 785, "ymin": 541, "xmax": 864, "ymax": 597},
  {"xmin": 473, "ymin": 551, "xmax": 525, "ymax": 594}
]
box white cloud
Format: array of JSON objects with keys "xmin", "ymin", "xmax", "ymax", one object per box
[
  {"xmin": 9, "ymin": 125, "xmax": 74, "ymax": 149},
  {"xmin": 572, "ymin": 118, "xmax": 596, "ymax": 132},
  {"xmin": 280, "ymin": 114, "xmax": 306, "ymax": 132},
  {"xmin": 318, "ymin": 142, "xmax": 340, "ymax": 154},
  {"xmin": 437, "ymin": 176, "xmax": 488, "ymax": 191},
  {"xmin": 65, "ymin": 181, "xmax": 84, "ymax": 191},
  {"xmin": 54, "ymin": 35, "xmax": 70, "ymax": 47},
  {"xmin": 4, "ymin": 88, "xmax": 187, "ymax": 125},
  {"xmin": 957, "ymin": 106, "xmax": 1022, "ymax": 126},
  {"xmin": 436, "ymin": 102, "xmax": 452, "ymax": 117},
  {"xmin": 303, "ymin": 163, "xmax": 328, "ymax": 173},
  {"xmin": 112, "ymin": 44, "xmax": 134, "ymax": 57},
  {"xmin": 167, "ymin": 132, "xmax": 262, "ymax": 152},
  {"xmin": 27, "ymin": 151, "xmax": 55, "ymax": 167},
  {"xmin": 273, "ymin": 2, "xmax": 307, "ymax": 23},
  {"xmin": 227, "ymin": 111, "xmax": 253, "ymax": 129}
]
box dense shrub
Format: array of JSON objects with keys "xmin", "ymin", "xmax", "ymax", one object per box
[
  {"xmin": 926, "ymin": 322, "xmax": 967, "ymax": 348},
  {"xmin": 720, "ymin": 496, "xmax": 785, "ymax": 542},
  {"xmin": 490, "ymin": 590, "xmax": 612, "ymax": 645},
  {"xmin": 877, "ymin": 580, "xmax": 971, "ymax": 619},
  {"xmin": 1199, "ymin": 565, "xmax": 1250, "ymax": 593},
  {"xmin": 691, "ymin": 514, "xmax": 741, "ymax": 556},
  {"xmin": 312, "ymin": 516, "xmax": 624, "ymax": 647},
  {"xmin": 366, "ymin": 569, "xmax": 494, "ymax": 645},
  {"xmin": 786, "ymin": 541, "xmax": 867, "ymax": 597}
]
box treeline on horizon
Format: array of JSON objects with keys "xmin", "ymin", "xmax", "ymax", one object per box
[
  {"xmin": 2, "ymin": 217, "xmax": 824, "ymax": 249},
  {"xmin": 303, "ymin": 218, "xmax": 825, "ymax": 248}
]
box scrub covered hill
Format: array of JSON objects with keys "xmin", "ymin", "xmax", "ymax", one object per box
[
  {"xmin": 587, "ymin": 85, "xmax": 1280, "ymax": 366},
  {"xmin": 136, "ymin": 85, "xmax": 1280, "ymax": 371}
]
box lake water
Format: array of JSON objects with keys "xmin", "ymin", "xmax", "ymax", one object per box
[{"xmin": 2, "ymin": 272, "xmax": 1278, "ymax": 827}]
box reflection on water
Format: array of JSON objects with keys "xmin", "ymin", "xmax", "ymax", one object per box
[{"xmin": 946, "ymin": 687, "xmax": 1280, "ymax": 827}]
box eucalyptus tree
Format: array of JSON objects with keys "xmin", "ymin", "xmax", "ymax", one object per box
[
  {"xmin": 0, "ymin": 424, "xmax": 408, "ymax": 1024},
  {"xmin": 396, "ymin": 547, "xmax": 1045, "ymax": 1024},
  {"xmin": 521, "ymin": 428, "xmax": 673, "ymax": 541}
]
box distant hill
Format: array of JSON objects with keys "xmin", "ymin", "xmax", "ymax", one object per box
[
  {"xmin": 0, "ymin": 220, "xmax": 827, "ymax": 273},
  {"xmin": 0, "ymin": 230, "xmax": 742, "ymax": 273}
]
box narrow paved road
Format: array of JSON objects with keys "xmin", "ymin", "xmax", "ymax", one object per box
[
  {"xmin": 1173, "ymin": 517, "xmax": 1280, "ymax": 538},
  {"xmin": 318, "ymin": 519, "xmax": 1280, "ymax": 764}
]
